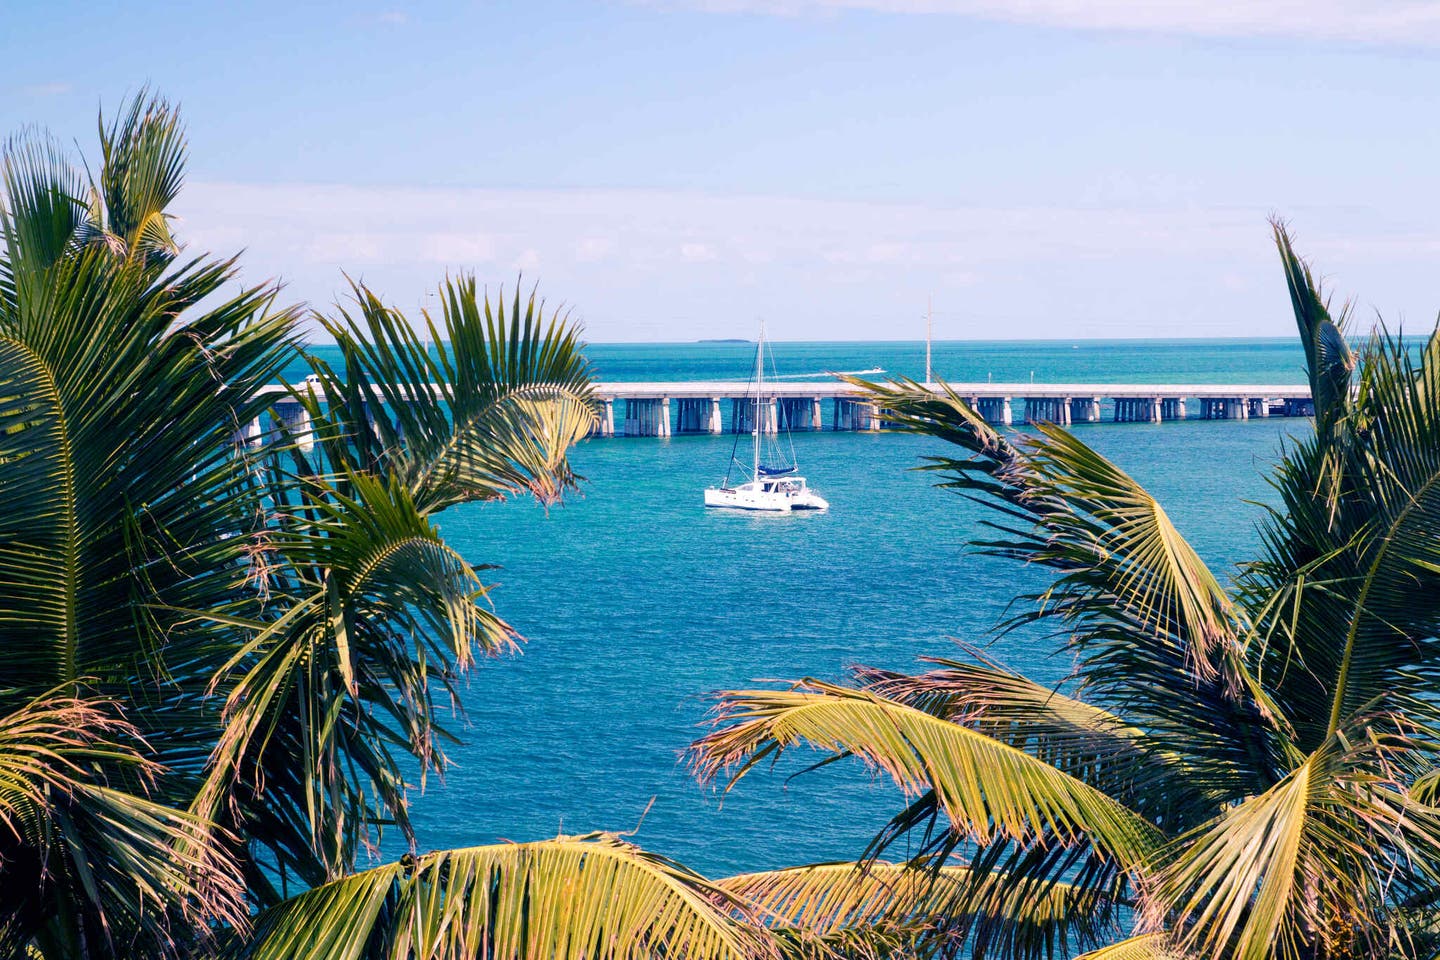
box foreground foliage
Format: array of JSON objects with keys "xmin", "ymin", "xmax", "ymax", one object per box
[{"xmin": 687, "ymin": 221, "xmax": 1440, "ymax": 960}]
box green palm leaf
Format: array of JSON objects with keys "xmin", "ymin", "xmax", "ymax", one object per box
[
  {"xmin": 855, "ymin": 379, "xmax": 1287, "ymax": 791},
  {"xmin": 1147, "ymin": 728, "xmax": 1440, "ymax": 960},
  {"xmin": 301, "ymin": 276, "xmax": 596, "ymax": 513},
  {"xmin": 0, "ymin": 691, "xmax": 245, "ymax": 956},
  {"xmin": 92, "ymin": 91, "xmax": 186, "ymax": 260},
  {"xmin": 196, "ymin": 469, "xmax": 516, "ymax": 881}
]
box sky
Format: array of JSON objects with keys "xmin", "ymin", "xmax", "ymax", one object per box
[{"xmin": 4, "ymin": 0, "xmax": 1440, "ymax": 341}]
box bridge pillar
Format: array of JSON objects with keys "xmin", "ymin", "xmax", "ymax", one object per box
[
  {"xmin": 600, "ymin": 398, "xmax": 615, "ymax": 436},
  {"xmin": 833, "ymin": 398, "xmax": 869, "ymax": 431},
  {"xmin": 623, "ymin": 398, "xmax": 672, "ymax": 436},
  {"xmin": 777, "ymin": 397, "xmax": 816, "ymax": 431},
  {"xmin": 236, "ymin": 415, "xmax": 263, "ymax": 448},
  {"xmin": 676, "ymin": 397, "xmax": 716, "ymax": 434},
  {"xmin": 811, "ymin": 396, "xmax": 823, "ymax": 431},
  {"xmin": 1113, "ymin": 398, "xmax": 1161, "ymax": 423},
  {"xmin": 271, "ymin": 400, "xmax": 315, "ymax": 452},
  {"xmin": 1025, "ymin": 397, "xmax": 1071, "ymax": 426},
  {"xmin": 730, "ymin": 398, "xmax": 778, "ymax": 434},
  {"xmin": 1282, "ymin": 397, "xmax": 1314, "ymax": 417},
  {"xmin": 731, "ymin": 398, "xmax": 752, "ymax": 434},
  {"xmin": 709, "ymin": 398, "xmax": 723, "ymax": 434},
  {"xmin": 1160, "ymin": 397, "xmax": 1187, "ymax": 421},
  {"xmin": 974, "ymin": 396, "xmax": 1012, "ymax": 426},
  {"xmin": 1070, "ymin": 397, "xmax": 1101, "ymax": 423},
  {"xmin": 1248, "ymin": 397, "xmax": 1269, "ymax": 418}
]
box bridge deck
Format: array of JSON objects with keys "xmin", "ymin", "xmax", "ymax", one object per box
[{"xmin": 592, "ymin": 381, "xmax": 1312, "ymax": 399}]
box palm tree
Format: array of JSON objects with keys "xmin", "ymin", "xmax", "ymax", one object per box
[
  {"xmin": 0, "ymin": 92, "xmax": 830, "ymax": 960},
  {"xmin": 686, "ymin": 223, "xmax": 1440, "ymax": 960}
]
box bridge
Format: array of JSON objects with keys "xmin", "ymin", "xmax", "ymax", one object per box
[
  {"xmin": 587, "ymin": 381, "xmax": 1315, "ymax": 436},
  {"xmin": 254, "ymin": 381, "xmax": 1316, "ymax": 445}
]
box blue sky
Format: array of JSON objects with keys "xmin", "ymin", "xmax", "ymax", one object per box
[{"xmin": 5, "ymin": 1, "xmax": 1440, "ymax": 341}]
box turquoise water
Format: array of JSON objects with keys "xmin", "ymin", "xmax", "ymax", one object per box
[
  {"xmin": 582, "ymin": 337, "xmax": 1310, "ymax": 385},
  {"xmin": 291, "ymin": 337, "xmax": 1311, "ymax": 386},
  {"xmin": 392, "ymin": 339, "xmax": 1310, "ymax": 877}
]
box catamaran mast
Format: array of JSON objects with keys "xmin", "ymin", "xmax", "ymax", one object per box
[
  {"xmin": 753, "ymin": 319, "xmax": 764, "ymax": 482},
  {"xmin": 926, "ymin": 295, "xmax": 933, "ymax": 385}
]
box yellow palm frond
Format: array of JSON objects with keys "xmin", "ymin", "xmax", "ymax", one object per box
[
  {"xmin": 240, "ymin": 832, "xmax": 778, "ymax": 960},
  {"xmin": 691, "ymin": 682, "xmax": 1163, "ymax": 870}
]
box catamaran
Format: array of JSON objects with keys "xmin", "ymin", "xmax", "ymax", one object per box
[{"xmin": 703, "ymin": 325, "xmax": 829, "ymax": 513}]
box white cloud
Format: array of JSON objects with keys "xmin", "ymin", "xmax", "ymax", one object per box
[
  {"xmin": 649, "ymin": 0, "xmax": 1440, "ymax": 46},
  {"xmin": 174, "ymin": 180, "xmax": 1440, "ymax": 341}
]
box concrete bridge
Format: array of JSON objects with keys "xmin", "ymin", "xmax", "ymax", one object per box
[
  {"xmin": 255, "ymin": 381, "xmax": 1316, "ymax": 446},
  {"xmin": 589, "ymin": 381, "xmax": 1315, "ymax": 436}
]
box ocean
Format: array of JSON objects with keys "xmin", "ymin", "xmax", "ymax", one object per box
[{"xmin": 375, "ymin": 338, "xmax": 1310, "ymax": 876}]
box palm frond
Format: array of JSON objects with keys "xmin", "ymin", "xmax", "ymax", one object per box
[
  {"xmin": 856, "ymin": 378, "xmax": 1288, "ymax": 790},
  {"xmin": 0, "ymin": 691, "xmax": 245, "ymax": 956},
  {"xmin": 690, "ymin": 681, "xmax": 1163, "ymax": 869},
  {"xmin": 1072, "ymin": 933, "xmax": 1180, "ymax": 960},
  {"xmin": 236, "ymin": 833, "xmax": 778, "ymax": 960},
  {"xmin": 197, "ymin": 469, "xmax": 516, "ymax": 882},
  {"xmin": 93, "ymin": 90, "xmax": 186, "ymax": 260},
  {"xmin": 855, "ymin": 657, "xmax": 1194, "ymax": 824},
  {"xmin": 1271, "ymin": 218, "xmax": 1352, "ymax": 437},
  {"xmin": 719, "ymin": 859, "xmax": 1115, "ymax": 960},
  {"xmin": 0, "ymin": 129, "xmax": 86, "ymax": 294},
  {"xmin": 301, "ymin": 275, "xmax": 596, "ymax": 513},
  {"xmin": 1147, "ymin": 727, "xmax": 1440, "ymax": 960},
  {"xmin": 1240, "ymin": 303, "xmax": 1440, "ymax": 749}
]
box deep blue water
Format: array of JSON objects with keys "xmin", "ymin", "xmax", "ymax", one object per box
[{"xmin": 383, "ymin": 340, "xmax": 1308, "ymax": 878}]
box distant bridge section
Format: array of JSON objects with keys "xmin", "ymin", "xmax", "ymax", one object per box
[
  {"xmin": 253, "ymin": 381, "xmax": 1316, "ymax": 443},
  {"xmin": 589, "ymin": 381, "xmax": 1315, "ymax": 436}
]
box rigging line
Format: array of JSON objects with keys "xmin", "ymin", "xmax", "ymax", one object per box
[
  {"xmin": 765, "ymin": 339, "xmax": 798, "ymax": 469},
  {"xmin": 722, "ymin": 342, "xmax": 761, "ymax": 488}
]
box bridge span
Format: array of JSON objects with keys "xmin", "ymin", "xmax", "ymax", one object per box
[
  {"xmin": 254, "ymin": 381, "xmax": 1315, "ymax": 443},
  {"xmin": 588, "ymin": 381, "xmax": 1315, "ymax": 436}
]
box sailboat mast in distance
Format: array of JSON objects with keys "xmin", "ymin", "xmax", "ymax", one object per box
[
  {"xmin": 702, "ymin": 319, "xmax": 829, "ymax": 513},
  {"xmin": 926, "ymin": 296, "xmax": 933, "ymax": 385},
  {"xmin": 753, "ymin": 319, "xmax": 764, "ymax": 483}
]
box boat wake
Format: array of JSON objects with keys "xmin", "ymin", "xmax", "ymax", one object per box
[{"xmin": 766, "ymin": 367, "xmax": 884, "ymax": 380}]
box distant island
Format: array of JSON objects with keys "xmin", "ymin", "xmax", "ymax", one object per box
[{"xmin": 698, "ymin": 338, "xmax": 751, "ymax": 343}]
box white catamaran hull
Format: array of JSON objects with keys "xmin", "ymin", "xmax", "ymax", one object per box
[
  {"xmin": 704, "ymin": 482, "xmax": 829, "ymax": 512},
  {"xmin": 703, "ymin": 320, "xmax": 830, "ymax": 512}
]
